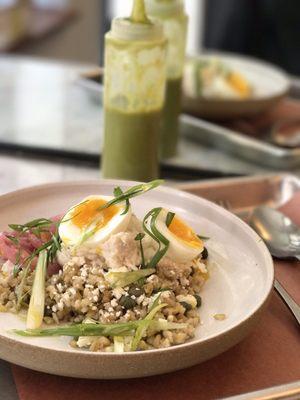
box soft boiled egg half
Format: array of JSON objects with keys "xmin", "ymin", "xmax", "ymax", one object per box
[
  {"xmin": 59, "ymin": 195, "xmax": 132, "ymax": 248},
  {"xmin": 145, "ymin": 208, "xmax": 204, "ymax": 263}
]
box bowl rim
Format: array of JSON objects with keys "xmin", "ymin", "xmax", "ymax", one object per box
[
  {"xmin": 0, "ymin": 179, "xmax": 274, "ymax": 359},
  {"xmin": 185, "ymin": 50, "xmax": 291, "ymax": 103}
]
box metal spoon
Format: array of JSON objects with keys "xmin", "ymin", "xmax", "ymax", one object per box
[
  {"xmin": 249, "ymin": 206, "xmax": 300, "ymax": 325},
  {"xmin": 249, "ymin": 206, "xmax": 300, "ymax": 261}
]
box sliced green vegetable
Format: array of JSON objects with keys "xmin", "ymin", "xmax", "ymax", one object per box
[
  {"xmin": 105, "ymin": 268, "xmax": 155, "ymax": 288},
  {"xmin": 9, "ymin": 218, "xmax": 53, "ymax": 234},
  {"xmin": 114, "ymin": 336, "xmax": 125, "ymax": 353},
  {"xmin": 13, "ymin": 321, "xmax": 140, "ymax": 338},
  {"xmin": 197, "ymin": 235, "xmax": 210, "ymax": 241},
  {"xmin": 143, "ymin": 208, "xmax": 170, "ymax": 268},
  {"xmin": 26, "ymin": 250, "xmax": 48, "ymax": 330},
  {"xmin": 16, "ymin": 260, "xmax": 33, "ymax": 309},
  {"xmin": 166, "ymin": 212, "xmax": 175, "ymax": 227},
  {"xmin": 150, "ymin": 319, "xmax": 187, "ymax": 332},
  {"xmin": 135, "ymin": 233, "xmax": 146, "ymax": 268},
  {"xmin": 114, "ymin": 187, "xmax": 130, "ymax": 215},
  {"xmin": 131, "ymin": 300, "xmax": 167, "ymax": 351},
  {"xmin": 97, "ymin": 180, "xmax": 163, "ymax": 213},
  {"xmin": 12, "ymin": 316, "xmax": 185, "ymax": 341}
]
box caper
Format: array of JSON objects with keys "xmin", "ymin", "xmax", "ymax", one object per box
[
  {"xmin": 119, "ymin": 295, "xmax": 137, "ymax": 309},
  {"xmin": 201, "ymin": 247, "xmax": 208, "ymax": 260},
  {"xmin": 44, "ymin": 307, "xmax": 52, "ymax": 317},
  {"xmin": 194, "ymin": 294, "xmax": 202, "ymax": 308},
  {"xmin": 128, "ymin": 285, "xmax": 144, "ymax": 297},
  {"xmin": 180, "ymin": 301, "xmax": 192, "ymax": 312}
]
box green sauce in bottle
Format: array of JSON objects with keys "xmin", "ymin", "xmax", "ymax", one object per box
[
  {"xmin": 145, "ymin": 0, "xmax": 188, "ymax": 158},
  {"xmin": 102, "ymin": 0, "xmax": 167, "ymax": 181}
]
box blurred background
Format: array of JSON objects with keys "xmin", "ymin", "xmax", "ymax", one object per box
[
  {"xmin": 0, "ymin": 0, "xmax": 203, "ymax": 63},
  {"xmin": 1, "ymin": 0, "xmax": 299, "ymax": 73},
  {"xmin": 0, "ymin": 0, "xmax": 299, "ymax": 181}
]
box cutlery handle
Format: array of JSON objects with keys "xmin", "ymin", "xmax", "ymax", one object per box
[{"xmin": 274, "ymin": 280, "xmax": 300, "ymax": 326}]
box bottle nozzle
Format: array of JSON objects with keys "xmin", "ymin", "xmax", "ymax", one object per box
[{"xmin": 131, "ymin": 0, "xmax": 151, "ymax": 23}]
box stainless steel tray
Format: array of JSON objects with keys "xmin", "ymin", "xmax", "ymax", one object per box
[
  {"xmin": 78, "ymin": 71, "xmax": 300, "ymax": 170},
  {"xmin": 181, "ymin": 114, "xmax": 300, "ymax": 169},
  {"xmin": 177, "ymin": 174, "xmax": 300, "ymax": 217}
]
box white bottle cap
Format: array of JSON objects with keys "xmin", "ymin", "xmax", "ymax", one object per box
[
  {"xmin": 111, "ymin": 17, "xmax": 164, "ymax": 42},
  {"xmin": 145, "ymin": 0, "xmax": 184, "ymax": 17}
]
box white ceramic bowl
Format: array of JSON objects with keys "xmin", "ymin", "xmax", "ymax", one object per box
[
  {"xmin": 183, "ymin": 52, "xmax": 290, "ymax": 120},
  {"xmin": 0, "ymin": 181, "xmax": 274, "ymax": 378}
]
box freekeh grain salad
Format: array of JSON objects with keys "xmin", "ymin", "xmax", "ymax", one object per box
[{"xmin": 0, "ymin": 180, "xmax": 210, "ymax": 352}]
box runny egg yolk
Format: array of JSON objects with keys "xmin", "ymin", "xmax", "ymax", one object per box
[
  {"xmin": 168, "ymin": 216, "xmax": 202, "ymax": 249},
  {"xmin": 227, "ymin": 72, "xmax": 251, "ymax": 98},
  {"xmin": 71, "ymin": 199, "xmax": 120, "ymax": 230}
]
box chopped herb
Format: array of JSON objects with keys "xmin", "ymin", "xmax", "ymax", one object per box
[
  {"xmin": 5, "ymin": 235, "xmax": 19, "ymax": 246},
  {"xmin": 214, "ymin": 313, "xmax": 226, "ymax": 321},
  {"xmin": 97, "ymin": 180, "xmax": 163, "ymax": 213},
  {"xmin": 105, "ymin": 268, "xmax": 155, "ymax": 288},
  {"xmin": 135, "ymin": 233, "xmax": 146, "ymax": 268},
  {"xmin": 197, "ymin": 234, "xmax": 210, "ymax": 241},
  {"xmin": 114, "ymin": 187, "xmax": 130, "ymax": 215},
  {"xmin": 166, "ymin": 212, "xmax": 175, "ymax": 227},
  {"xmin": 143, "ymin": 208, "xmax": 170, "ymax": 268},
  {"xmin": 135, "ymin": 233, "xmax": 145, "ymax": 241},
  {"xmin": 131, "ymin": 300, "xmax": 167, "ymax": 351},
  {"xmin": 9, "ymin": 218, "xmax": 53, "ymax": 234}
]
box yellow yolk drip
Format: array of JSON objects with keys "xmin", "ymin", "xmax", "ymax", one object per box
[
  {"xmin": 227, "ymin": 72, "xmax": 251, "ymax": 98},
  {"xmin": 168, "ymin": 216, "xmax": 203, "ymax": 248},
  {"xmin": 71, "ymin": 199, "xmax": 120, "ymax": 230}
]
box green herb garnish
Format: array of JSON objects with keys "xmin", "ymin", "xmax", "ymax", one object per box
[
  {"xmin": 131, "ymin": 295, "xmax": 166, "ymax": 351},
  {"xmin": 114, "ymin": 187, "xmax": 130, "ymax": 215},
  {"xmin": 97, "ymin": 180, "xmax": 163, "ymax": 213},
  {"xmin": 197, "ymin": 234, "xmax": 210, "ymax": 241},
  {"xmin": 143, "ymin": 208, "xmax": 170, "ymax": 268},
  {"xmin": 105, "ymin": 268, "xmax": 155, "ymax": 288},
  {"xmin": 166, "ymin": 212, "xmax": 175, "ymax": 227},
  {"xmin": 135, "ymin": 233, "xmax": 146, "ymax": 268},
  {"xmin": 9, "ymin": 218, "xmax": 53, "ymax": 234}
]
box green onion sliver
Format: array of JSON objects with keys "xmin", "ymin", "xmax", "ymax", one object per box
[
  {"xmin": 26, "ymin": 250, "xmax": 48, "ymax": 329},
  {"xmin": 143, "ymin": 208, "xmax": 170, "ymax": 268},
  {"xmin": 131, "ymin": 295, "xmax": 167, "ymax": 351},
  {"xmin": 105, "ymin": 268, "xmax": 155, "ymax": 288}
]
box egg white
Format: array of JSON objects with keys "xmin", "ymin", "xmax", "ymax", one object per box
[
  {"xmin": 207, "ymin": 76, "xmax": 242, "ymax": 99},
  {"xmin": 145, "ymin": 208, "xmax": 203, "ymax": 263},
  {"xmin": 59, "ymin": 195, "xmax": 132, "ymax": 248}
]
